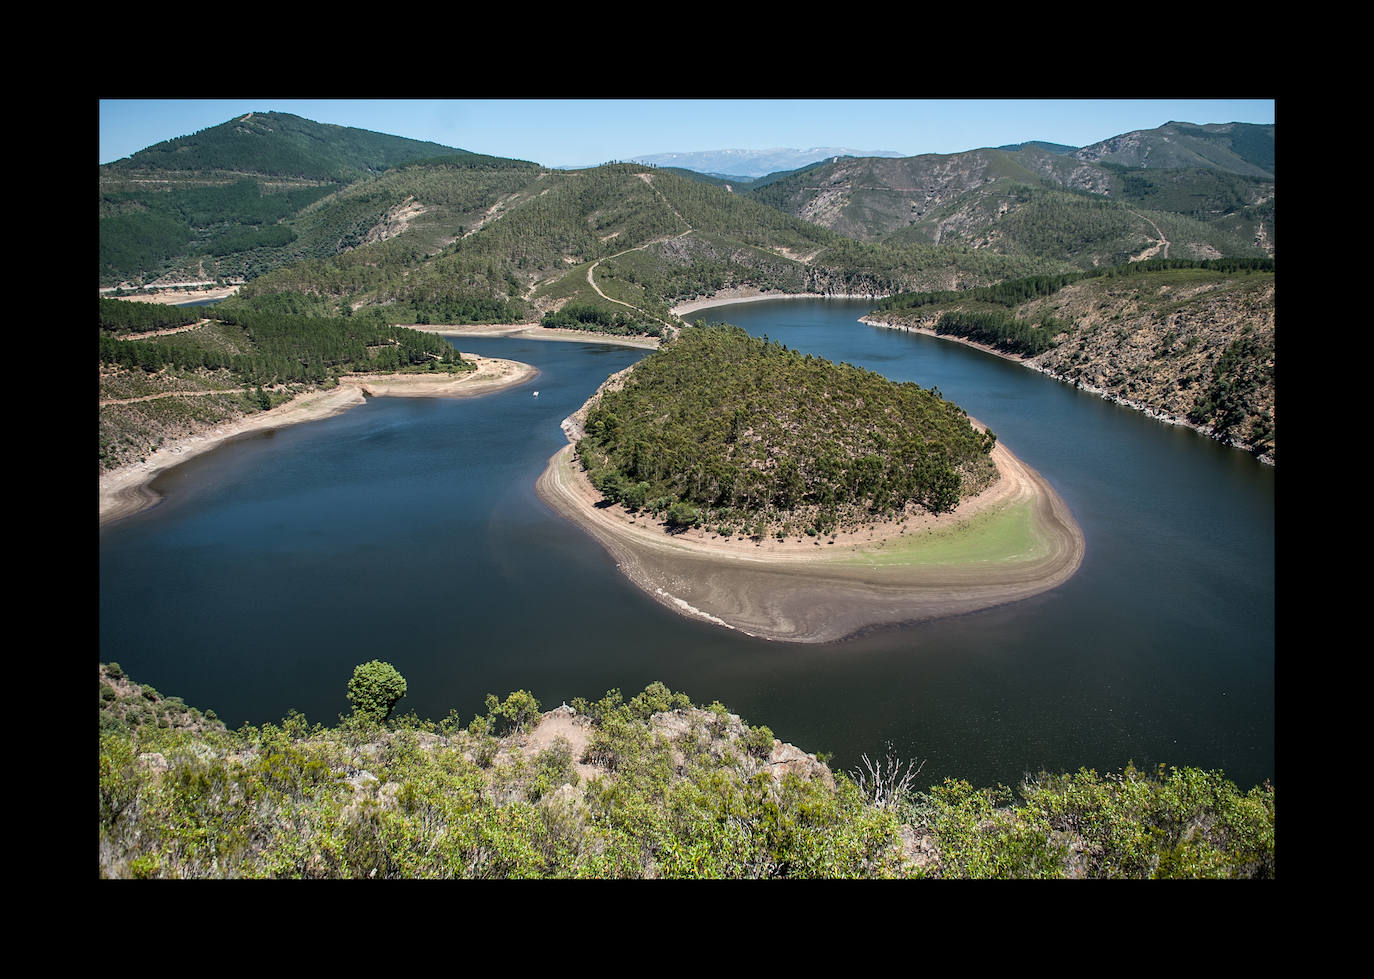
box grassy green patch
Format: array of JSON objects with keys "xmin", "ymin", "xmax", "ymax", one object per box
[{"xmin": 833, "ymin": 499, "xmax": 1042, "ymax": 568}]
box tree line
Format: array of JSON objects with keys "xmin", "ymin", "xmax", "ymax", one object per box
[{"xmin": 99, "ymin": 298, "xmax": 202, "ymax": 334}]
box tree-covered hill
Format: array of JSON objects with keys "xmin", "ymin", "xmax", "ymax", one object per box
[
  {"xmin": 575, "ymin": 325, "xmax": 998, "ymax": 538},
  {"xmin": 98, "ymin": 663, "xmax": 1276, "ymax": 878},
  {"xmin": 232, "ymin": 161, "xmax": 1057, "ymax": 331},
  {"xmin": 103, "ymin": 111, "xmax": 469, "ymax": 180},
  {"xmin": 99, "ymin": 112, "xmax": 536, "ymax": 287},
  {"xmin": 1073, "ymin": 121, "xmax": 1274, "ymax": 177}
]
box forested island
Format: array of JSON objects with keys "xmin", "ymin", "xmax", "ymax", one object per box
[
  {"xmin": 537, "ymin": 324, "xmax": 1084, "ymax": 641},
  {"xmin": 576, "ymin": 325, "xmax": 997, "ymax": 539},
  {"xmin": 99, "ymin": 662, "xmax": 1275, "ymax": 879}
]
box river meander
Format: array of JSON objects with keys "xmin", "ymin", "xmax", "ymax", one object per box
[{"xmin": 98, "ymin": 299, "xmax": 1274, "ymax": 789}]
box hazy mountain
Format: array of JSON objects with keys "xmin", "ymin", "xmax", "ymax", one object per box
[{"xmin": 625, "ymin": 147, "xmax": 905, "ymax": 179}]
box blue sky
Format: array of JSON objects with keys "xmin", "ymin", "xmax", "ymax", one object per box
[{"xmin": 99, "ymin": 99, "xmax": 1276, "ymax": 168}]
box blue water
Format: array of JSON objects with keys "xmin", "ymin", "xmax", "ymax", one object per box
[{"xmin": 99, "ymin": 301, "xmax": 1275, "ymax": 790}]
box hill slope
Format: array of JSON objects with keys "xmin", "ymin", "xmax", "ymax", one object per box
[
  {"xmin": 744, "ymin": 122, "xmax": 1274, "ymax": 268},
  {"xmin": 103, "ymin": 110, "xmax": 470, "ymax": 179},
  {"xmin": 98, "ymin": 664, "xmax": 1276, "ymax": 879},
  {"xmin": 868, "ymin": 261, "xmax": 1276, "ymax": 460},
  {"xmin": 1073, "ymin": 121, "xmax": 1274, "ymax": 177},
  {"xmin": 99, "ymin": 112, "xmax": 526, "ymax": 287}
]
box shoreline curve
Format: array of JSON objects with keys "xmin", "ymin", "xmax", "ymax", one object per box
[
  {"xmin": 860, "ymin": 314, "xmax": 1274, "ymax": 466},
  {"xmin": 99, "ymin": 355, "xmax": 537, "ymax": 527},
  {"xmin": 535, "ymin": 403, "xmax": 1085, "ymax": 644}
]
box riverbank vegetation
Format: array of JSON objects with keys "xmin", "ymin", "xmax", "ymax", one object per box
[
  {"xmin": 98, "ymin": 663, "xmax": 1275, "ymax": 879},
  {"xmin": 540, "ymin": 303, "xmax": 665, "ymax": 338},
  {"xmin": 575, "ymin": 325, "xmax": 997, "ymax": 539},
  {"xmin": 870, "ymin": 261, "xmax": 1276, "ymax": 459},
  {"xmin": 100, "ymin": 297, "xmax": 203, "ymax": 334},
  {"xmin": 99, "ymin": 300, "xmax": 475, "ymax": 471}
]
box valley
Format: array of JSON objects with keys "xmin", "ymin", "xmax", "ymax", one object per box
[{"xmin": 97, "ymin": 103, "xmax": 1277, "ymax": 879}]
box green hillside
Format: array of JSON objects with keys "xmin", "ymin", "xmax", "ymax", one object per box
[
  {"xmin": 1074, "ymin": 121, "xmax": 1274, "ymax": 177},
  {"xmin": 104, "ymin": 110, "xmax": 468, "ymax": 179},
  {"xmin": 99, "ymin": 299, "xmax": 472, "ymax": 471},
  {"xmin": 743, "ymin": 125, "xmax": 1274, "ymax": 269},
  {"xmin": 98, "ymin": 112, "xmax": 529, "ymax": 286}
]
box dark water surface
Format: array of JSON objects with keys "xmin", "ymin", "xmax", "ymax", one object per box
[{"xmin": 99, "ymin": 300, "xmax": 1275, "ymax": 790}]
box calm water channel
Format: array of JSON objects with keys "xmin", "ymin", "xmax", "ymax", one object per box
[{"xmin": 99, "ymin": 299, "xmax": 1275, "ymax": 790}]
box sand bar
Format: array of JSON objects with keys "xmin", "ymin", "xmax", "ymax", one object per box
[
  {"xmin": 405, "ymin": 323, "xmax": 660, "ymax": 349},
  {"xmin": 536, "ymin": 410, "xmax": 1085, "ymax": 644},
  {"xmin": 103, "ymin": 285, "xmax": 242, "ymax": 306},
  {"xmin": 99, "ymin": 355, "xmax": 536, "ymax": 526},
  {"xmin": 672, "ymin": 289, "xmax": 887, "ymax": 317}
]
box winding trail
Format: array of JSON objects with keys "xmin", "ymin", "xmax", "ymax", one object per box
[
  {"xmin": 100, "ymin": 388, "xmax": 249, "ymax": 407},
  {"xmin": 1128, "ymin": 209, "xmax": 1170, "ymax": 260},
  {"xmin": 581, "ymin": 172, "xmax": 695, "ymax": 330}
]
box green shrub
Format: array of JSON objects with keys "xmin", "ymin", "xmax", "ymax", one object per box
[
  {"xmin": 346, "ymin": 661, "xmax": 408, "ymax": 722},
  {"xmin": 665, "ymin": 501, "xmax": 700, "ymax": 529},
  {"xmin": 741, "ymin": 724, "xmax": 775, "ymax": 759}
]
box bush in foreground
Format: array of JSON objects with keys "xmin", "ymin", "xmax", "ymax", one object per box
[{"xmin": 97, "ymin": 664, "xmax": 1274, "ymax": 879}]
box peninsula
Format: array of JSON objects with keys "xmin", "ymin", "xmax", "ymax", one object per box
[
  {"xmin": 99, "ymin": 299, "xmax": 537, "ymax": 525},
  {"xmin": 100, "ymin": 354, "xmax": 535, "ymax": 526},
  {"xmin": 536, "ymin": 325, "xmax": 1083, "ymax": 641}
]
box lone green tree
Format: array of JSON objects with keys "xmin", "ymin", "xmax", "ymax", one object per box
[{"xmin": 347, "ymin": 661, "xmax": 408, "ymax": 722}]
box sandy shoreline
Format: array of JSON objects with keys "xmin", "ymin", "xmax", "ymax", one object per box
[
  {"xmin": 99, "ymin": 355, "xmax": 536, "ymax": 527},
  {"xmin": 405, "ymin": 323, "xmax": 660, "ymax": 349},
  {"xmin": 671, "ymin": 289, "xmax": 887, "ymax": 317},
  {"xmin": 102, "ymin": 285, "xmax": 242, "ymax": 306},
  {"xmin": 536, "ymin": 393, "xmax": 1085, "ymax": 642}
]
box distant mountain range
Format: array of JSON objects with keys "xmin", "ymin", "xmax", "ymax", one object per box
[
  {"xmin": 100, "ymin": 113, "xmax": 1275, "ymax": 293},
  {"xmin": 617, "ymin": 147, "xmax": 906, "ymax": 180}
]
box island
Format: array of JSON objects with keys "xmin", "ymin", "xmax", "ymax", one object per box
[{"xmin": 536, "ymin": 324, "xmax": 1084, "ymax": 642}]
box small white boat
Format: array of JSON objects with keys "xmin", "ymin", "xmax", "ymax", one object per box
[{"xmin": 533, "ymin": 391, "xmax": 540, "ymax": 397}]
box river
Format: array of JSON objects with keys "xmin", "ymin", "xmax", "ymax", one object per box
[{"xmin": 98, "ymin": 299, "xmax": 1274, "ymax": 790}]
